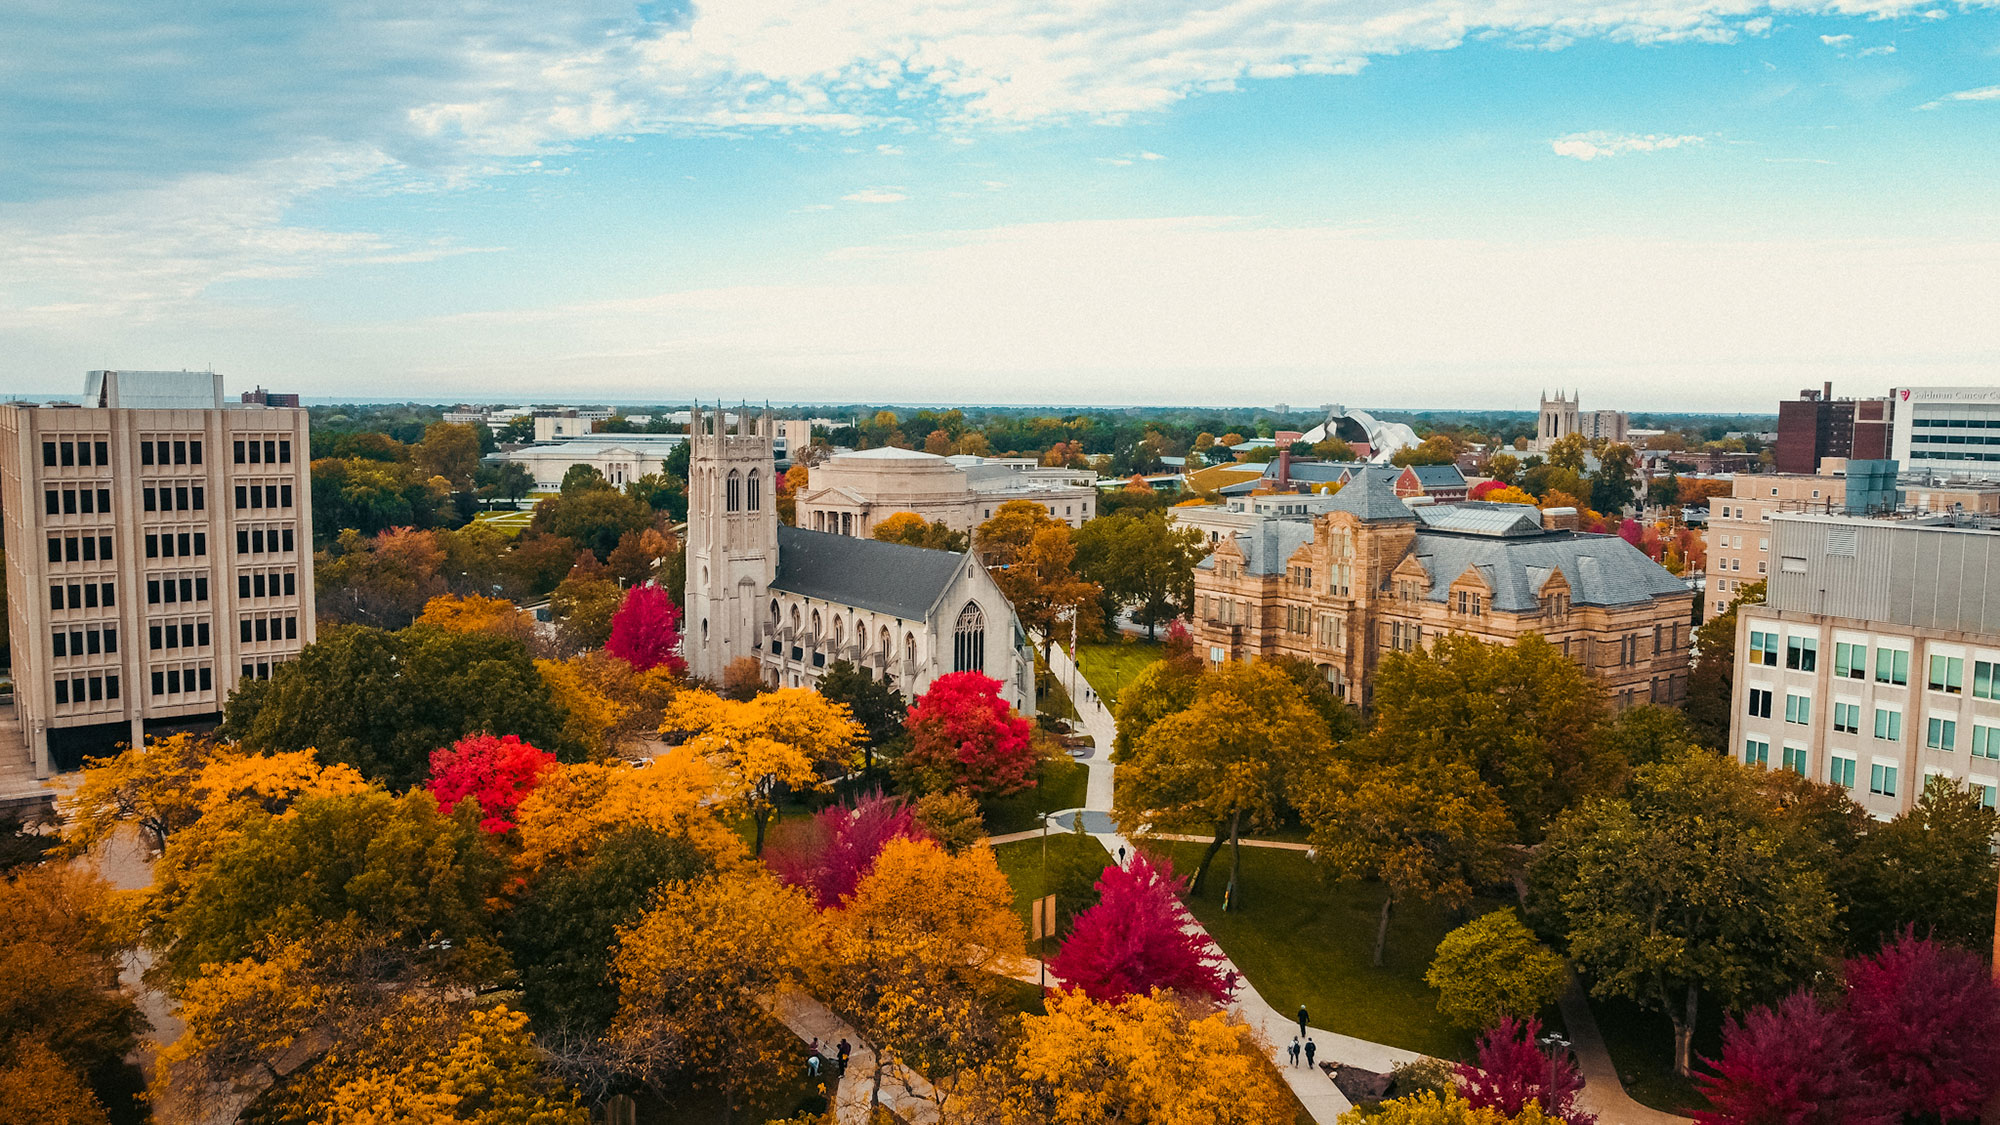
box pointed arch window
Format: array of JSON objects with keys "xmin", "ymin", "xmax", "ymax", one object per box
[
  {"xmin": 726, "ymin": 470, "xmax": 742, "ymax": 513},
  {"xmin": 953, "ymin": 602, "xmax": 986, "ymax": 673},
  {"xmin": 747, "ymin": 470, "xmax": 762, "ymax": 511}
]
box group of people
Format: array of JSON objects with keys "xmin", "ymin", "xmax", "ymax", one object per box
[
  {"xmin": 1290, "ymin": 1005, "xmax": 1317, "ymax": 1071},
  {"xmin": 804, "ymin": 1037, "xmax": 852, "ymax": 1082}
]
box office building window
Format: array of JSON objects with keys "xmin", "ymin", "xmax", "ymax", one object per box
[
  {"xmin": 1928, "ymin": 717, "xmax": 1958, "ymax": 751},
  {"xmin": 1787, "ymin": 636, "xmax": 1818, "ymax": 672},
  {"xmin": 1743, "ymin": 739, "xmax": 1770, "ymax": 768},
  {"xmin": 1782, "ymin": 746, "xmax": 1808, "ymax": 774},
  {"xmin": 1785, "ymin": 693, "xmax": 1811, "ymax": 725},
  {"xmin": 1869, "ymin": 763, "xmax": 1899, "ymax": 797},
  {"xmin": 1930, "ymin": 655, "xmax": 1965, "ymax": 695},
  {"xmin": 1830, "ymin": 755, "xmax": 1857, "ymax": 788},
  {"xmin": 1836, "ymin": 642, "xmax": 1867, "ymax": 679},
  {"xmin": 1876, "ymin": 648, "xmax": 1911, "ymax": 686},
  {"xmin": 1834, "ymin": 701, "xmax": 1861, "ymax": 734},
  {"xmin": 1746, "ymin": 688, "xmax": 1773, "ymax": 719},
  {"xmin": 1749, "ymin": 630, "xmax": 1778, "ymax": 666},
  {"xmin": 1874, "ymin": 707, "xmax": 1903, "ymax": 742},
  {"xmin": 1976, "ymin": 660, "xmax": 2000, "ymax": 700}
]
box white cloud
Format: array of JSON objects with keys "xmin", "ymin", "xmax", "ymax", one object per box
[
  {"xmin": 1549, "ymin": 131, "xmax": 1706, "ymax": 160},
  {"xmin": 876, "ymin": 144, "xmax": 905, "ymax": 155},
  {"xmin": 1854, "ymin": 44, "xmax": 1896, "ymax": 56},
  {"xmin": 1139, "ymin": 151, "xmax": 1166, "ymax": 160},
  {"xmin": 841, "ymin": 187, "xmax": 909, "ymax": 203},
  {"xmin": 1919, "ymin": 84, "xmax": 2000, "ymax": 109},
  {"xmin": 13, "ymin": 219, "xmax": 1993, "ymax": 409},
  {"xmin": 1820, "ymin": 33, "xmax": 1853, "ymax": 45}
]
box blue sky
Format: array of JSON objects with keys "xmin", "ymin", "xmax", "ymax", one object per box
[{"xmin": 2, "ymin": 0, "xmax": 1996, "ymax": 409}]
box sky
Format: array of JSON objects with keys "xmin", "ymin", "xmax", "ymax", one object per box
[{"xmin": 3, "ymin": 0, "xmax": 1997, "ymax": 410}]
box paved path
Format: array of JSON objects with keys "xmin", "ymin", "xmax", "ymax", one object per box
[
  {"xmin": 768, "ymin": 991, "xmax": 941, "ymax": 1125},
  {"xmin": 1147, "ymin": 832, "xmax": 1313, "ymax": 852},
  {"xmin": 1038, "ymin": 638, "xmax": 1117, "ymax": 815},
  {"xmin": 1557, "ymin": 975, "xmax": 1694, "ymax": 1125}
]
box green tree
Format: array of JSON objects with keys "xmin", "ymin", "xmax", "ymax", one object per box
[
  {"xmin": 623, "ymin": 471, "xmax": 687, "ymax": 520},
  {"xmin": 1589, "ymin": 442, "xmax": 1640, "ymax": 515},
  {"xmin": 1363, "ymin": 634, "xmax": 1620, "ymax": 841},
  {"xmin": 1391, "ymin": 434, "xmax": 1459, "ymax": 466},
  {"xmin": 817, "ymin": 659, "xmax": 907, "ymax": 774},
  {"xmin": 414, "ymin": 421, "xmax": 484, "ymax": 490},
  {"xmin": 1425, "ymin": 909, "xmax": 1569, "ymax": 1029},
  {"xmin": 1303, "ymin": 758, "xmax": 1512, "ymax": 966},
  {"xmin": 1108, "ymin": 648, "xmax": 1202, "ymax": 759},
  {"xmin": 502, "ymin": 826, "xmax": 712, "ymax": 1034},
  {"xmin": 1543, "ymin": 433, "xmax": 1588, "ymax": 473},
  {"xmin": 1115, "ymin": 660, "xmax": 1332, "ymax": 904},
  {"xmin": 1528, "ymin": 749, "xmax": 1838, "ymax": 1075},
  {"xmin": 1484, "ymin": 453, "xmax": 1520, "ymax": 486},
  {"xmin": 1072, "ymin": 510, "xmax": 1210, "ymax": 638},
  {"xmin": 549, "ymin": 572, "xmax": 622, "ymax": 654},
  {"xmin": 1686, "ymin": 579, "xmax": 1763, "ymax": 748},
  {"xmin": 1847, "ymin": 775, "xmax": 1999, "ymax": 954},
  {"xmin": 1312, "ymin": 436, "xmax": 1356, "ymax": 461},
  {"xmin": 149, "ymin": 788, "xmax": 502, "ymax": 986},
  {"xmin": 1602, "ymin": 703, "xmax": 1695, "ymax": 768},
  {"xmin": 223, "ymin": 623, "xmax": 569, "ymax": 787},
  {"xmin": 532, "ymin": 486, "xmax": 653, "ymax": 561}
]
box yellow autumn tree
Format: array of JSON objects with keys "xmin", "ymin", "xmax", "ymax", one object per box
[
  {"xmin": 1482, "ymin": 485, "xmax": 1537, "ymax": 507},
  {"xmin": 1338, "ymin": 1091, "xmax": 1555, "ymax": 1124},
  {"xmin": 318, "ymin": 1006, "xmax": 588, "ymax": 1125},
  {"xmin": 415, "ymin": 593, "xmax": 534, "ymax": 645},
  {"xmin": 842, "ymin": 836, "xmax": 1021, "ymax": 967},
  {"xmin": 537, "ymin": 650, "xmax": 680, "ymax": 759},
  {"xmin": 63, "ymin": 735, "xmax": 367, "ymax": 856},
  {"xmin": 62, "ymin": 732, "xmax": 223, "ymax": 853},
  {"xmin": 612, "ymin": 872, "xmax": 823, "ymax": 1117},
  {"xmin": 971, "ymin": 990, "xmax": 1291, "ymax": 1125},
  {"xmin": 829, "ymin": 837, "xmax": 1026, "ymax": 1118},
  {"xmin": 511, "ymin": 757, "xmax": 740, "ymax": 874},
  {"xmin": 660, "ymin": 688, "xmax": 862, "ymax": 855}
]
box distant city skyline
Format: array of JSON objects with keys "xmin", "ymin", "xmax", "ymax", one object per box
[{"xmin": 4, "ymin": 1, "xmax": 1996, "ymax": 408}]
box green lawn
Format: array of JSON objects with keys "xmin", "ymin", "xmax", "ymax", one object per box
[
  {"xmin": 980, "ymin": 757, "xmax": 1089, "ymax": 836},
  {"xmin": 1073, "ymin": 640, "xmax": 1165, "ymax": 707},
  {"xmin": 1152, "ymin": 841, "xmax": 1499, "ymax": 1061},
  {"xmin": 472, "ymin": 509, "xmax": 535, "ymax": 537}
]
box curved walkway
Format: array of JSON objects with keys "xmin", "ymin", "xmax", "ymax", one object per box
[{"xmin": 1037, "ymin": 632, "xmax": 1692, "ymax": 1125}]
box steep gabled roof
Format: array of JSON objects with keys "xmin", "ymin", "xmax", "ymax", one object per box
[
  {"xmin": 1327, "ymin": 469, "xmax": 1416, "ymax": 522},
  {"xmin": 771, "ymin": 526, "xmax": 966, "ymax": 620},
  {"xmin": 1405, "ymin": 531, "xmax": 1688, "ymax": 612}
]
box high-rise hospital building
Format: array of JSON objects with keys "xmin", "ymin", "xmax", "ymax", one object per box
[{"xmin": 0, "ymin": 371, "xmax": 314, "ymax": 778}]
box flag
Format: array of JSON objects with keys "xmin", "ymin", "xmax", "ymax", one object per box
[{"xmin": 1029, "ymin": 894, "xmax": 1056, "ymax": 941}]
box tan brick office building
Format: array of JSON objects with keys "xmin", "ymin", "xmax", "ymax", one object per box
[
  {"xmin": 1188, "ymin": 472, "xmax": 1695, "ymax": 709},
  {"xmin": 0, "ymin": 371, "xmax": 315, "ymax": 776}
]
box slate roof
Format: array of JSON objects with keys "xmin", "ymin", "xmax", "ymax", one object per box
[
  {"xmin": 1415, "ymin": 502, "xmax": 1544, "ymax": 537},
  {"xmin": 1327, "ymin": 469, "xmax": 1416, "ymax": 522},
  {"xmin": 771, "ymin": 526, "xmax": 965, "ymax": 619},
  {"xmin": 1258, "ymin": 461, "xmax": 1348, "ymax": 484},
  {"xmin": 1407, "ymin": 464, "xmax": 1468, "ymax": 490},
  {"xmin": 1406, "ymin": 530, "xmax": 1689, "ymax": 611}
]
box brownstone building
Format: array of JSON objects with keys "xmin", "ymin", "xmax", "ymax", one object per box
[{"xmin": 1188, "ymin": 474, "xmax": 1696, "ymax": 709}]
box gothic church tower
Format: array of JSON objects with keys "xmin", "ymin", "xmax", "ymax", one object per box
[{"xmin": 684, "ymin": 404, "xmax": 778, "ymax": 682}]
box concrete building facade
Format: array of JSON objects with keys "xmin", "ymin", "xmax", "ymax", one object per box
[
  {"xmin": 1187, "ymin": 475, "xmax": 1694, "ymax": 710},
  {"xmin": 1705, "ymin": 473, "xmax": 1848, "ymax": 618},
  {"xmin": 1729, "ymin": 512, "xmax": 2000, "ymax": 817},
  {"xmin": 0, "ymin": 372, "xmax": 315, "ymax": 776},
  {"xmin": 796, "ymin": 448, "xmax": 1096, "ymax": 538},
  {"xmin": 1891, "ymin": 386, "xmax": 2000, "ymax": 479}
]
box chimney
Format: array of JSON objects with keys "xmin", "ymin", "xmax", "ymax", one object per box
[
  {"xmin": 1276, "ymin": 448, "xmax": 1291, "ymax": 489},
  {"xmin": 1824, "ymin": 380, "xmax": 1833, "ymax": 401},
  {"xmin": 1543, "ymin": 506, "xmax": 1579, "ymax": 532}
]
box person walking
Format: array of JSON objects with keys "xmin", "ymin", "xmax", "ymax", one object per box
[
  {"xmin": 1304, "ymin": 1038, "xmax": 1317, "ymax": 1071},
  {"xmin": 1288, "ymin": 1037, "xmax": 1301, "ymax": 1068},
  {"xmin": 1118, "ymin": 844, "xmax": 1127, "ymax": 867},
  {"xmin": 1297, "ymin": 1005, "xmax": 1310, "ymax": 1039},
  {"xmin": 836, "ymin": 1038, "xmax": 851, "ymax": 1077}
]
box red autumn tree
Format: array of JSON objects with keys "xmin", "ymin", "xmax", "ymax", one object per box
[
  {"xmin": 605, "ymin": 582, "xmax": 686, "ymax": 674},
  {"xmin": 1048, "ymin": 853, "xmax": 1235, "ymax": 1005},
  {"xmin": 900, "ymin": 671, "xmax": 1036, "ymax": 797},
  {"xmin": 1695, "ymin": 991, "xmax": 1892, "ymax": 1125},
  {"xmin": 424, "ymin": 733, "xmax": 558, "ymax": 833},
  {"xmin": 1458, "ymin": 1017, "xmax": 1593, "ymax": 1125},
  {"xmin": 1841, "ymin": 930, "xmax": 2000, "ymax": 1121},
  {"xmin": 1617, "ymin": 518, "xmax": 1644, "ymax": 548},
  {"xmin": 1470, "ymin": 479, "xmax": 1509, "ymax": 501},
  {"xmin": 764, "ymin": 791, "xmax": 926, "ymax": 908}
]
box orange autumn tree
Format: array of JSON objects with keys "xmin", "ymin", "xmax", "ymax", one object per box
[{"xmin": 659, "ymin": 688, "xmax": 863, "ymax": 855}]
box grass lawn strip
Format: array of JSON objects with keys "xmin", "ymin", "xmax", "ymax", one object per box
[{"xmin": 1072, "ymin": 640, "xmax": 1165, "ymax": 707}]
